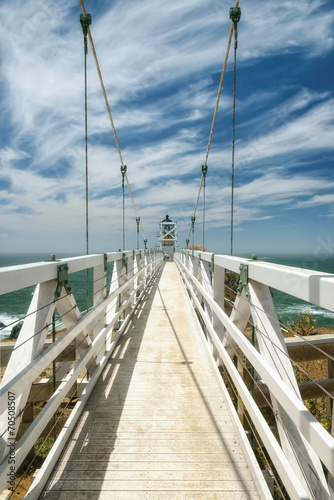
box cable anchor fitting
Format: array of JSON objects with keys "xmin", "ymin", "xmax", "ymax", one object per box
[
  {"xmin": 229, "ymin": 7, "xmax": 241, "ymax": 24},
  {"xmin": 120, "ymin": 164, "xmax": 127, "ymax": 187},
  {"xmin": 230, "ymin": 7, "xmax": 241, "ymax": 49},
  {"xmin": 237, "ymin": 263, "xmax": 250, "ymax": 298},
  {"xmin": 56, "ymin": 264, "xmax": 71, "ymax": 298},
  {"xmin": 80, "ymin": 14, "xmax": 92, "ymax": 54},
  {"xmin": 202, "ymin": 164, "xmax": 208, "ymax": 176}
]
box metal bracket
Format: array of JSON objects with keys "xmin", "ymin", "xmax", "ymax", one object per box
[
  {"xmin": 229, "ymin": 7, "xmax": 241, "ymax": 24},
  {"xmin": 237, "ymin": 263, "xmax": 250, "ymax": 298},
  {"xmin": 80, "ymin": 13, "xmax": 92, "ymax": 54},
  {"xmin": 211, "ymin": 253, "xmax": 215, "ymax": 272},
  {"xmin": 202, "ymin": 164, "xmax": 208, "ymax": 176},
  {"xmin": 122, "ymin": 252, "xmax": 128, "ymax": 271},
  {"xmin": 56, "ymin": 264, "xmax": 71, "ymax": 298},
  {"xmin": 104, "ymin": 253, "xmax": 108, "ymax": 273},
  {"xmin": 80, "ymin": 13, "xmax": 92, "ymax": 35}
]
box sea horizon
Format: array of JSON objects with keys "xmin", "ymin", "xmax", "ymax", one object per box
[{"xmin": 1, "ymin": 251, "xmax": 334, "ymax": 340}]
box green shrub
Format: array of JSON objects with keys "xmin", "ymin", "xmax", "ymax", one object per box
[{"xmin": 288, "ymin": 312, "xmax": 316, "ymax": 336}]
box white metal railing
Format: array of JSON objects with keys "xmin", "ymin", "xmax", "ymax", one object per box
[
  {"xmin": 175, "ymin": 250, "xmax": 334, "ymax": 500},
  {"xmin": 0, "ymin": 249, "xmax": 162, "ymax": 496}
]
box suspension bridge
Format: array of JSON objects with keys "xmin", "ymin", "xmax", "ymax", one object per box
[{"xmin": 1, "ymin": 1, "xmax": 334, "ymax": 499}]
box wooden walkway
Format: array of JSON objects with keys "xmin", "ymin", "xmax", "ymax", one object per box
[{"xmin": 41, "ymin": 262, "xmax": 261, "ymax": 499}]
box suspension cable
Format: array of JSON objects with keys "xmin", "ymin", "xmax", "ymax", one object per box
[
  {"xmin": 230, "ymin": 6, "xmax": 241, "ymax": 256},
  {"xmin": 79, "ymin": 0, "xmax": 148, "ymax": 248},
  {"xmin": 185, "ymin": 0, "xmax": 240, "ymax": 247}
]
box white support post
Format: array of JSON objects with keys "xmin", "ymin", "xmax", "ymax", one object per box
[
  {"xmin": 196, "ymin": 256, "xmax": 203, "ymax": 305},
  {"xmin": 0, "ymin": 279, "xmax": 57, "ymax": 462},
  {"xmin": 56, "ymin": 289, "xmax": 98, "ymax": 376},
  {"xmin": 106, "ymin": 258, "xmax": 122, "ymax": 350},
  {"xmin": 127, "ymin": 253, "xmax": 135, "ymax": 310},
  {"xmin": 200, "ymin": 259, "xmax": 213, "ymax": 353},
  {"xmin": 144, "ymin": 251, "xmax": 149, "ymax": 285},
  {"xmin": 191, "ymin": 255, "xmax": 199, "ymax": 306},
  {"xmin": 133, "ymin": 253, "xmax": 139, "ymax": 299},
  {"xmin": 92, "ymin": 259, "xmax": 107, "ymax": 340},
  {"xmin": 212, "ymin": 263, "xmax": 225, "ymax": 366},
  {"xmin": 330, "ymin": 418, "xmax": 334, "ymax": 496},
  {"xmin": 223, "ymin": 288, "xmax": 251, "ymax": 358},
  {"xmin": 119, "ymin": 256, "xmax": 128, "ymax": 324},
  {"xmin": 248, "ymin": 279, "xmax": 330, "ymax": 500},
  {"xmin": 138, "ymin": 252, "xmax": 144, "ymax": 294}
]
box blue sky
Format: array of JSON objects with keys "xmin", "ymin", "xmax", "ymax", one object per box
[{"xmin": 0, "ymin": 0, "xmax": 333, "ymax": 256}]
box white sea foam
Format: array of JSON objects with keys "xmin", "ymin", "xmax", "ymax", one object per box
[
  {"xmin": 0, "ymin": 313, "xmax": 21, "ymax": 340},
  {"xmin": 276, "ymin": 303, "xmax": 334, "ymax": 319}
]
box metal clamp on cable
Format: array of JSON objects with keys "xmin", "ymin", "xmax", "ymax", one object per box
[{"xmin": 80, "ymin": 13, "xmax": 92, "ymax": 54}]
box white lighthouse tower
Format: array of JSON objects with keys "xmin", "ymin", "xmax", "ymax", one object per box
[{"xmin": 159, "ymin": 215, "xmax": 178, "ymax": 259}]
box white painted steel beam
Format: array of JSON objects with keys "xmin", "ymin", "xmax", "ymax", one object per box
[
  {"xmin": 23, "ymin": 261, "xmax": 162, "ymax": 500},
  {"xmin": 175, "ymin": 256, "xmax": 334, "ymax": 477},
  {"xmin": 0, "ymin": 260, "xmax": 160, "ymax": 413},
  {"xmin": 249, "ymin": 279, "xmax": 329, "ymax": 499},
  {"xmin": 175, "ymin": 258, "xmax": 308, "ymax": 500},
  {"xmin": 177, "ymin": 250, "xmax": 334, "ymax": 312}
]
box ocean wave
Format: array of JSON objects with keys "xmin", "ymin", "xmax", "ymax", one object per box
[
  {"xmin": 276, "ymin": 303, "xmax": 334, "ymax": 319},
  {"xmin": 0, "ymin": 313, "xmax": 21, "ymax": 340}
]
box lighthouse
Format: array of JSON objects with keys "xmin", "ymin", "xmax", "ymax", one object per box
[{"xmin": 159, "ymin": 214, "xmax": 178, "ymax": 259}]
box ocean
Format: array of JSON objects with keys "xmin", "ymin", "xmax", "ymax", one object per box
[
  {"xmin": 256, "ymin": 253, "xmax": 334, "ymax": 329},
  {"xmin": 0, "ymin": 253, "xmax": 111, "ymax": 340},
  {"xmin": 1, "ymin": 252, "xmax": 334, "ymax": 339}
]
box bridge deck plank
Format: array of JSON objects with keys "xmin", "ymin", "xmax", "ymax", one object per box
[{"xmin": 41, "ymin": 263, "xmax": 260, "ymax": 499}]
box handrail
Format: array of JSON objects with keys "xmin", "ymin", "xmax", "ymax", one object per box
[
  {"xmin": 0, "ymin": 249, "xmax": 163, "ymax": 495},
  {"xmin": 175, "ymin": 250, "xmax": 334, "ymax": 500}
]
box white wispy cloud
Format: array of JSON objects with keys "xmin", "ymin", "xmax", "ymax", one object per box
[{"xmin": 0, "ymin": 0, "xmax": 333, "ymax": 253}]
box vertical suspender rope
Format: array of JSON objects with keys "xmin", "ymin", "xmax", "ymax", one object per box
[
  {"xmin": 230, "ymin": 7, "xmax": 241, "ymax": 256},
  {"xmin": 203, "ymin": 178, "xmax": 205, "ymax": 251},
  {"xmin": 136, "ymin": 217, "xmax": 140, "ymax": 250},
  {"xmin": 121, "ymin": 165, "xmax": 127, "ymax": 251},
  {"xmin": 202, "ymin": 164, "xmax": 207, "ymax": 251},
  {"xmin": 79, "ymin": 0, "xmax": 149, "ymax": 248},
  {"xmin": 80, "ymin": 13, "xmax": 92, "ymax": 312},
  {"xmin": 185, "ymin": 1, "xmax": 240, "ymax": 248}
]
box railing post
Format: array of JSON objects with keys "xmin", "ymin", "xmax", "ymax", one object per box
[
  {"xmin": 327, "ymin": 358, "xmax": 334, "ymax": 415},
  {"xmin": 199, "ymin": 256, "xmax": 213, "ymax": 352},
  {"xmin": 106, "ymin": 255, "xmax": 122, "ymax": 348},
  {"xmin": 0, "ymin": 279, "xmax": 57, "ymax": 462},
  {"xmin": 249, "ymin": 279, "xmax": 330, "ymax": 499},
  {"xmin": 127, "ymin": 251, "xmax": 135, "ymax": 310},
  {"xmin": 133, "ymin": 251, "xmax": 140, "ymax": 301},
  {"xmin": 212, "ymin": 260, "xmax": 225, "ymax": 366},
  {"xmin": 92, "ymin": 255, "xmax": 107, "ymax": 339}
]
